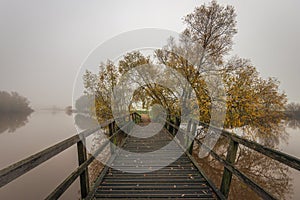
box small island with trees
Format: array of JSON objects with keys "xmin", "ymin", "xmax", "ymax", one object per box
[
  {"xmin": 0, "ymin": 91, "xmax": 33, "ymax": 114},
  {"xmin": 0, "ymin": 91, "xmax": 34, "ymax": 133}
]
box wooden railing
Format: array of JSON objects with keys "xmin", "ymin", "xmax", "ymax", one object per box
[
  {"xmin": 164, "ymin": 116, "xmax": 300, "ymax": 200},
  {"xmin": 0, "ymin": 112, "xmax": 141, "ymax": 200}
]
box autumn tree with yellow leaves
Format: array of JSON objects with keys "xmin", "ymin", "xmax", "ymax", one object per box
[{"xmin": 83, "ymin": 1, "xmax": 287, "ymax": 143}]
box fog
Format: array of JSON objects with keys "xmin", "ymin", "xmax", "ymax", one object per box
[{"xmin": 0, "ymin": 0, "xmax": 299, "ymax": 108}]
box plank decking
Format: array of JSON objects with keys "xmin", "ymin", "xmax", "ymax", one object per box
[{"xmin": 94, "ymin": 123, "xmax": 217, "ymax": 199}]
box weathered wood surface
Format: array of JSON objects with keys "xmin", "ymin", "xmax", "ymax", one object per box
[
  {"xmin": 45, "ymin": 122, "xmax": 132, "ymax": 200},
  {"xmin": 199, "ymin": 121, "xmax": 300, "ymax": 171},
  {"xmin": 195, "ymin": 138, "xmax": 277, "ymax": 200},
  {"xmin": 77, "ymin": 138, "xmax": 90, "ymax": 198},
  {"xmin": 220, "ymin": 140, "xmax": 239, "ymax": 198},
  {"xmin": 0, "ymin": 125, "xmax": 103, "ymax": 188},
  {"xmin": 94, "ymin": 124, "xmax": 218, "ymax": 199},
  {"xmin": 0, "ymin": 114, "xmax": 138, "ymax": 189}
]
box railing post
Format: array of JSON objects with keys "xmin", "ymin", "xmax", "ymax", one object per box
[
  {"xmin": 173, "ymin": 116, "xmax": 180, "ymax": 135},
  {"xmin": 187, "ymin": 119, "xmax": 192, "ymax": 132},
  {"xmin": 220, "ymin": 139, "xmax": 239, "ymax": 198},
  {"xmin": 168, "ymin": 115, "xmax": 174, "ymax": 134},
  {"xmin": 108, "ymin": 122, "xmax": 113, "ymax": 137},
  {"xmin": 109, "ymin": 122, "xmax": 116, "ymax": 153},
  {"xmin": 77, "ymin": 138, "xmax": 89, "ymax": 199},
  {"xmin": 188, "ymin": 122, "xmax": 197, "ymax": 155}
]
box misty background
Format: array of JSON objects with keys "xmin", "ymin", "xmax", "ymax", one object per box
[{"xmin": 0, "ymin": 0, "xmax": 299, "ymax": 109}]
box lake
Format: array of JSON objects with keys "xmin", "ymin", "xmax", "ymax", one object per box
[
  {"xmin": 0, "ymin": 111, "xmax": 299, "ymax": 199},
  {"xmin": 0, "ymin": 111, "xmax": 80, "ymax": 200}
]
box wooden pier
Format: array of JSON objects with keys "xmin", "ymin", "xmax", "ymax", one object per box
[{"xmin": 1, "ymin": 112, "xmax": 300, "ymax": 199}]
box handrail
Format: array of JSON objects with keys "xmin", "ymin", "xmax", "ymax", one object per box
[
  {"xmin": 0, "ymin": 112, "xmax": 141, "ymax": 199},
  {"xmin": 0, "ymin": 125, "xmax": 100, "ymax": 188},
  {"xmin": 45, "ymin": 122, "xmax": 132, "ymax": 199},
  {"xmin": 198, "ymin": 121, "xmax": 300, "ymax": 171},
  {"xmin": 163, "ymin": 116, "xmax": 300, "ymax": 199},
  {"xmin": 195, "ymin": 138, "xmax": 276, "ymax": 200}
]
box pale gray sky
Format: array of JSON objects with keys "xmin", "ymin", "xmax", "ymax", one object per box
[{"xmin": 0, "ymin": 0, "xmax": 299, "ymax": 108}]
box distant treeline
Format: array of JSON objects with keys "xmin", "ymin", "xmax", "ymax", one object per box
[
  {"xmin": 0, "ymin": 91, "xmax": 33, "ymax": 113},
  {"xmin": 285, "ymin": 102, "xmax": 300, "ymax": 120}
]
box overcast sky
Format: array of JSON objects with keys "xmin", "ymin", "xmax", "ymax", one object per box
[{"xmin": 0, "ymin": 0, "xmax": 299, "ymax": 108}]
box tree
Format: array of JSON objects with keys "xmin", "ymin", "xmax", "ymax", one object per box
[
  {"xmin": 183, "ymin": 0, "xmax": 237, "ymax": 67},
  {"xmin": 285, "ymin": 102, "xmax": 300, "ymax": 119},
  {"xmin": 83, "ymin": 60, "xmax": 119, "ymax": 121},
  {"xmin": 83, "ymin": 1, "xmax": 287, "ymax": 144},
  {"xmin": 222, "ymin": 58, "xmax": 286, "ymax": 144},
  {"xmin": 0, "ymin": 91, "xmax": 33, "ymax": 113}
]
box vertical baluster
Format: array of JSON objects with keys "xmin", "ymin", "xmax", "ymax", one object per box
[
  {"xmin": 173, "ymin": 116, "xmax": 180, "ymax": 135},
  {"xmin": 220, "ymin": 139, "xmax": 239, "ymax": 198},
  {"xmin": 77, "ymin": 138, "xmax": 89, "ymax": 198},
  {"xmin": 187, "ymin": 119, "xmax": 192, "ymax": 132},
  {"xmin": 188, "ymin": 122, "xmax": 197, "ymax": 155},
  {"xmin": 109, "ymin": 122, "xmax": 115, "ymax": 153}
]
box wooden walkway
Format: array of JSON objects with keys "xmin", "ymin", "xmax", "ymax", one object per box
[
  {"xmin": 2, "ymin": 112, "xmax": 299, "ymax": 199},
  {"xmin": 94, "ymin": 123, "xmax": 217, "ymax": 199}
]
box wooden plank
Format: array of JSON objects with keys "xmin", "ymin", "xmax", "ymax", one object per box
[
  {"xmin": 94, "ymin": 127, "xmax": 220, "ymax": 199},
  {"xmin": 222, "ymin": 130, "xmax": 300, "ymax": 171},
  {"xmin": 198, "ymin": 121, "xmax": 300, "ymax": 171},
  {"xmin": 86, "ymin": 127, "xmax": 131, "ymax": 200},
  {"xmin": 195, "ymin": 138, "xmax": 277, "ymax": 200},
  {"xmin": 0, "ymin": 134, "xmax": 80, "ymax": 188},
  {"xmin": 220, "ymin": 139, "xmax": 239, "ymax": 198},
  {"xmin": 46, "ymin": 121, "xmax": 132, "ymax": 199},
  {"xmin": 170, "ymin": 138, "xmax": 225, "ymax": 200},
  {"xmin": 188, "ymin": 122, "xmax": 197, "ymax": 155},
  {"xmin": 45, "ymin": 139, "xmax": 111, "ymax": 200},
  {"xmin": 77, "ymin": 138, "xmax": 89, "ymax": 199},
  {"xmin": 0, "ymin": 124, "xmax": 105, "ymax": 188},
  {"xmin": 0, "ymin": 115, "xmax": 136, "ymax": 189}
]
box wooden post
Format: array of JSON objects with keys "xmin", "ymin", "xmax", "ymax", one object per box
[
  {"xmin": 220, "ymin": 139, "xmax": 239, "ymax": 198},
  {"xmin": 108, "ymin": 122, "xmax": 113, "ymax": 137},
  {"xmin": 187, "ymin": 119, "xmax": 192, "ymax": 132},
  {"xmin": 188, "ymin": 122, "xmax": 197, "ymax": 155},
  {"xmin": 109, "ymin": 122, "xmax": 115, "ymax": 153},
  {"xmin": 169, "ymin": 120, "xmax": 173, "ymax": 134},
  {"xmin": 77, "ymin": 138, "xmax": 89, "ymax": 199},
  {"xmin": 173, "ymin": 117, "xmax": 180, "ymax": 135}
]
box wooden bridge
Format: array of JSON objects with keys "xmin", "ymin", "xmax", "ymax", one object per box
[{"xmin": 1, "ymin": 112, "xmax": 300, "ymax": 199}]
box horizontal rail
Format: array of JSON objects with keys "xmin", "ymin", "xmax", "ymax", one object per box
[
  {"xmin": 0, "ymin": 113, "xmax": 140, "ymax": 189},
  {"xmin": 195, "ymin": 138, "xmax": 276, "ymax": 200},
  {"xmin": 199, "ymin": 122, "xmax": 300, "ymax": 171},
  {"xmin": 166, "ymin": 120, "xmax": 300, "ymax": 171},
  {"xmin": 164, "ymin": 117, "xmax": 300, "ymax": 199},
  {"xmin": 165, "ymin": 118, "xmax": 300, "ymax": 171},
  {"xmin": 0, "ymin": 126, "xmax": 102, "ymax": 188},
  {"xmin": 45, "ymin": 122, "xmax": 130, "ymax": 200}
]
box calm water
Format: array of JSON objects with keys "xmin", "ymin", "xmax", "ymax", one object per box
[
  {"xmin": 194, "ymin": 125, "xmax": 300, "ymax": 200},
  {"xmin": 0, "ymin": 111, "xmax": 299, "ymax": 199},
  {"xmin": 0, "ymin": 111, "xmax": 80, "ymax": 200}
]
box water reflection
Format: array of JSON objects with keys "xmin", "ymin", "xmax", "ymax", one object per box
[
  {"xmin": 0, "ymin": 112, "xmax": 32, "ymax": 134},
  {"xmin": 73, "ymin": 95, "xmax": 98, "ymax": 130},
  {"xmin": 74, "ymin": 114, "xmax": 98, "ymax": 130},
  {"xmin": 286, "ymin": 119, "xmax": 300, "ymax": 130},
  {"xmin": 194, "ymin": 121, "xmax": 298, "ymax": 200}
]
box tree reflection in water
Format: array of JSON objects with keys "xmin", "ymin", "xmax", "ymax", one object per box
[
  {"xmin": 286, "ymin": 119, "xmax": 300, "ymax": 130},
  {"xmin": 0, "ymin": 112, "xmax": 32, "ymax": 134},
  {"xmin": 73, "ymin": 94, "xmax": 299, "ymax": 199},
  {"xmin": 194, "ymin": 123, "xmax": 295, "ymax": 200}
]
